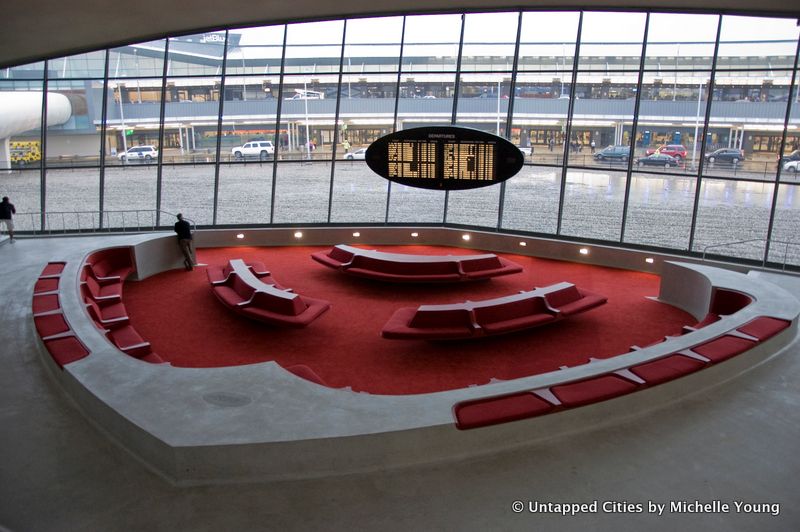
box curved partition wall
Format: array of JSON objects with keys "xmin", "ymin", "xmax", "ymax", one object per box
[{"xmin": 31, "ymin": 228, "xmax": 800, "ymax": 484}]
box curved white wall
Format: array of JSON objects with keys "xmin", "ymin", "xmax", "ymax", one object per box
[{"xmin": 0, "ymin": 91, "xmax": 71, "ymax": 139}]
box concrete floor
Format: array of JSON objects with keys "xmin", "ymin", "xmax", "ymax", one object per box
[{"xmin": 1, "ymin": 234, "xmax": 799, "ymax": 532}]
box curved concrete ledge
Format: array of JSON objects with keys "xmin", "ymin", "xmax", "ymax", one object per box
[{"xmin": 33, "ymin": 228, "xmax": 800, "ymax": 485}]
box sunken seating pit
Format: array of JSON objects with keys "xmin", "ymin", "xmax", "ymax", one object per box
[
  {"xmin": 209, "ymin": 259, "xmax": 330, "ymax": 327},
  {"xmin": 311, "ymin": 244, "xmax": 523, "ymax": 283},
  {"xmin": 382, "ymin": 282, "xmax": 606, "ymax": 340}
]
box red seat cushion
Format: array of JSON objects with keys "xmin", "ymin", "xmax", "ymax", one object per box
[
  {"xmin": 692, "ymin": 335, "xmax": 756, "ymax": 363},
  {"xmin": 630, "ymin": 354, "xmax": 707, "ymax": 385},
  {"xmin": 44, "ymin": 337, "xmax": 89, "ymax": 368},
  {"xmin": 32, "ymin": 294, "xmax": 60, "ymax": 314},
  {"xmin": 551, "ymin": 375, "xmax": 639, "ymax": 407},
  {"xmin": 455, "ymin": 392, "xmax": 553, "ymax": 429},
  {"xmin": 709, "ymin": 288, "xmax": 753, "ymax": 315},
  {"xmin": 544, "ymin": 284, "xmax": 582, "ymax": 309},
  {"xmin": 34, "ymin": 313, "xmax": 70, "ymax": 338},
  {"xmin": 34, "ymin": 278, "xmax": 59, "ymax": 293},
  {"xmin": 737, "ymin": 317, "xmax": 790, "ymax": 341},
  {"xmin": 460, "ymin": 256, "xmax": 502, "ymax": 273},
  {"xmin": 40, "ymin": 262, "xmax": 66, "ymax": 276}
]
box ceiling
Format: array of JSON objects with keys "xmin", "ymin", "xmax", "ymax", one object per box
[{"xmin": 1, "ymin": 0, "xmax": 798, "ymax": 68}]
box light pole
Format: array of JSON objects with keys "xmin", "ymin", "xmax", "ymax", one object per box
[
  {"xmin": 691, "ymin": 81, "xmax": 703, "ymax": 170},
  {"xmin": 496, "ymin": 80, "xmax": 501, "ymax": 136},
  {"xmin": 304, "ymin": 80, "xmax": 311, "ymax": 161}
]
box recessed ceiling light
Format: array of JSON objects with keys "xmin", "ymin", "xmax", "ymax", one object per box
[
  {"xmin": 236, "ymin": 233, "xmax": 245, "ymax": 239},
  {"xmin": 352, "ymin": 232, "xmax": 360, "ymax": 237},
  {"xmin": 579, "ymin": 247, "xmax": 589, "ymax": 255},
  {"xmin": 645, "ymin": 257, "xmax": 655, "ymax": 264},
  {"xmin": 462, "ymin": 234, "xmax": 471, "ymax": 241},
  {"xmin": 294, "ymin": 231, "xmax": 303, "ymax": 238},
  {"xmin": 411, "ymin": 232, "xmax": 419, "ymax": 237},
  {"xmin": 519, "ymin": 241, "xmax": 527, "ymax": 247}
]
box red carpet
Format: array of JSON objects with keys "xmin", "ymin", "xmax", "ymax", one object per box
[{"xmin": 122, "ymin": 245, "xmax": 693, "ymax": 395}]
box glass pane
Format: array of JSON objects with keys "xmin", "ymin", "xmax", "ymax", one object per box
[
  {"xmin": 459, "ymin": 12, "xmax": 519, "ymax": 73},
  {"xmin": 343, "ymin": 17, "xmax": 403, "ymax": 73},
  {"xmin": 216, "ymin": 164, "xmax": 273, "ymax": 224},
  {"xmin": 387, "ymin": 184, "xmax": 445, "ymax": 223},
  {"xmin": 500, "ymin": 166, "xmax": 561, "ymax": 234},
  {"xmin": 329, "ymin": 163, "xmax": 388, "ymax": 223},
  {"xmin": 704, "ymin": 70, "xmax": 786, "ymax": 179},
  {"xmin": 768, "ymin": 183, "xmax": 800, "ymax": 267},
  {"xmin": 46, "ymin": 80, "xmax": 102, "ymax": 167},
  {"xmin": 278, "ymin": 74, "xmax": 338, "ymax": 161},
  {"xmin": 780, "ymin": 73, "xmax": 800, "ymax": 182},
  {"xmin": 45, "ymin": 168, "xmax": 100, "ymax": 230},
  {"xmin": 717, "ymin": 16, "xmax": 800, "ymax": 71},
  {"xmin": 103, "ymin": 166, "xmax": 158, "ymax": 219},
  {"xmin": 572, "ymin": 72, "xmax": 637, "ymax": 169},
  {"xmin": 634, "ymin": 72, "xmax": 711, "ymax": 176},
  {"xmin": 108, "ymin": 40, "xmax": 166, "ymax": 78},
  {"xmin": 160, "ymin": 165, "xmax": 216, "ymax": 225},
  {"xmin": 511, "ymin": 73, "xmax": 569, "ymax": 166},
  {"xmin": 692, "ymin": 178, "xmax": 773, "ymax": 260},
  {"xmin": 220, "ymin": 72, "xmax": 280, "ymax": 163},
  {"xmin": 167, "ymin": 33, "xmax": 226, "ymax": 76},
  {"xmin": 104, "ymin": 81, "xmax": 163, "ymax": 163},
  {"xmin": 226, "ymin": 26, "xmax": 285, "ymax": 75},
  {"xmin": 0, "ymin": 81, "xmax": 43, "ymax": 169},
  {"xmin": 47, "ymin": 50, "xmax": 106, "ymax": 79},
  {"xmin": 272, "ymin": 162, "xmax": 331, "ymax": 223},
  {"xmin": 644, "ymin": 14, "xmax": 718, "ymax": 72},
  {"xmin": 2, "ymin": 60, "xmax": 45, "ymax": 80},
  {"xmin": 397, "ymin": 73, "xmax": 456, "ymax": 125},
  {"xmin": 284, "ymin": 20, "xmax": 344, "ymax": 74},
  {"xmin": 560, "ymin": 168, "xmax": 626, "ymax": 241},
  {"xmin": 578, "ymin": 12, "xmax": 646, "ymax": 71},
  {"xmin": 623, "ymin": 173, "xmax": 696, "ymax": 250},
  {"xmin": 446, "ymin": 186, "xmax": 500, "ymax": 228},
  {"xmin": 518, "ymin": 12, "xmax": 580, "ymax": 73},
  {"xmin": 456, "ymin": 74, "xmax": 511, "ymax": 136},
  {"xmin": 401, "ymin": 14, "xmax": 463, "ymax": 72},
  {"xmin": 163, "ymin": 77, "xmax": 221, "ymax": 162},
  {"xmin": 1, "ymin": 169, "xmax": 41, "ymax": 231}
]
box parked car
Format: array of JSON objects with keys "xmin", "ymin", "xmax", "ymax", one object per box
[
  {"xmin": 644, "ymin": 144, "xmax": 688, "ymax": 161},
  {"xmin": 231, "ymin": 141, "xmax": 275, "ymax": 160},
  {"xmin": 594, "ymin": 145, "xmax": 630, "ymax": 162},
  {"xmin": 704, "ymin": 148, "xmax": 744, "ymax": 164},
  {"xmin": 518, "ymin": 146, "xmax": 533, "ymax": 158},
  {"xmin": 344, "ymin": 148, "xmax": 367, "ymax": 160},
  {"xmin": 636, "ymin": 153, "xmax": 681, "ymax": 168},
  {"xmin": 783, "ymin": 160, "xmax": 800, "ymax": 173},
  {"xmin": 778, "ymin": 150, "xmax": 800, "ymax": 166},
  {"xmin": 118, "ymin": 145, "xmax": 158, "ymax": 162}
]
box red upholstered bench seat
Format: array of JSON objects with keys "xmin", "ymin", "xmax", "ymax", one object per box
[
  {"xmin": 474, "ymin": 297, "xmax": 556, "ymax": 335},
  {"xmin": 82, "ymin": 273, "xmax": 123, "ymax": 300},
  {"xmin": 43, "ymin": 336, "xmax": 90, "ymax": 368},
  {"xmin": 737, "ymin": 316, "xmax": 791, "ymax": 341},
  {"xmin": 543, "ymin": 284, "xmax": 607, "ymax": 316},
  {"xmin": 34, "ymin": 313, "xmax": 71, "ymax": 338},
  {"xmin": 85, "ymin": 247, "xmax": 135, "ymax": 280},
  {"xmin": 454, "ymin": 392, "xmax": 554, "ymax": 429},
  {"xmin": 312, "ymin": 244, "xmax": 523, "ymax": 283},
  {"xmin": 40, "ymin": 262, "xmax": 66, "ymax": 277},
  {"xmin": 630, "ymin": 354, "xmax": 708, "ymax": 385},
  {"xmin": 34, "ymin": 277, "xmax": 59, "ymax": 294},
  {"xmin": 32, "ymin": 294, "xmax": 61, "ymax": 315},
  {"xmin": 210, "ymin": 259, "xmax": 330, "ymax": 327},
  {"xmin": 691, "ymin": 335, "xmax": 756, "ymax": 363},
  {"xmin": 551, "ymin": 375, "xmax": 639, "ymax": 407}
]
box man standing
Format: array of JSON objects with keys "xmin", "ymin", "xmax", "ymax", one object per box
[
  {"xmin": 174, "ymin": 213, "xmax": 195, "ymax": 271},
  {"xmin": 0, "ymin": 196, "xmax": 16, "ymax": 242}
]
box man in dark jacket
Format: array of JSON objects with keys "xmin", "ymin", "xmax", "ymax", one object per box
[
  {"xmin": 174, "ymin": 213, "xmax": 195, "ymax": 270},
  {"xmin": 0, "ymin": 196, "xmax": 16, "ymax": 242}
]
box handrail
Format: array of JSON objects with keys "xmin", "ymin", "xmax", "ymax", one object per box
[
  {"xmin": 13, "ymin": 210, "xmax": 195, "ymax": 235},
  {"xmin": 702, "ymin": 237, "xmax": 798, "ymax": 271}
]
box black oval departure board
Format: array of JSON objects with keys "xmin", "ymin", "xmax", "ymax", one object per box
[{"xmin": 365, "ymin": 126, "xmax": 524, "ymax": 190}]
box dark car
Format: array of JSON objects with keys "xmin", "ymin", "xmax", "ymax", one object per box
[
  {"xmin": 704, "ymin": 148, "xmax": 744, "ymax": 164},
  {"xmin": 593, "ymin": 145, "xmax": 630, "ymax": 162},
  {"xmin": 636, "ymin": 153, "xmax": 681, "ymax": 168}
]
